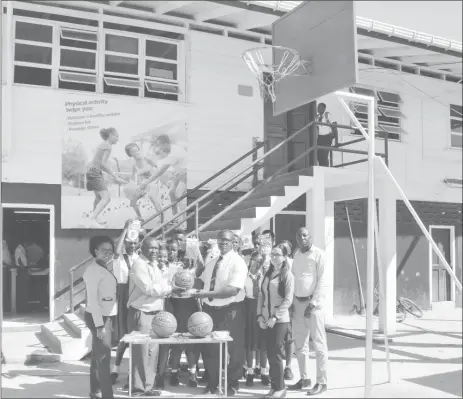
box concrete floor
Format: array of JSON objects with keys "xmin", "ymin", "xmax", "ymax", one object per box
[{"xmin": 1, "ymin": 309, "xmax": 461, "ymax": 398}]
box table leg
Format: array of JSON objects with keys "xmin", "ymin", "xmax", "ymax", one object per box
[
  {"xmin": 224, "ymin": 342, "xmax": 228, "ymax": 398},
  {"xmin": 219, "ymin": 341, "xmax": 223, "ymax": 396},
  {"xmin": 128, "ymin": 343, "xmax": 132, "ymax": 398}
]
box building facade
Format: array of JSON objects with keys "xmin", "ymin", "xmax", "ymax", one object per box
[{"xmin": 1, "ymin": 1, "xmax": 461, "ymax": 320}]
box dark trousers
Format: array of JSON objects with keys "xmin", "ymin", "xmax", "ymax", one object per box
[
  {"xmin": 265, "ymin": 322, "xmax": 289, "ymax": 391},
  {"xmin": 317, "ymin": 134, "xmax": 334, "ymax": 167},
  {"xmin": 128, "ymin": 307, "xmax": 159, "ymax": 393},
  {"xmin": 84, "ymin": 312, "xmax": 114, "ymax": 399},
  {"xmin": 202, "ymin": 301, "xmax": 245, "ymax": 390}
]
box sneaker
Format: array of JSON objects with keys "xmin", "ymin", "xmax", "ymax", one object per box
[
  {"xmin": 188, "ymin": 371, "xmax": 198, "ymax": 388},
  {"xmin": 155, "ymin": 374, "xmax": 164, "ymax": 389},
  {"xmin": 169, "ymin": 371, "xmax": 179, "ymax": 387},
  {"xmin": 261, "ymin": 374, "xmax": 270, "ymax": 386},
  {"xmin": 284, "ymin": 367, "xmax": 294, "ymax": 380},
  {"xmin": 245, "ymin": 373, "xmax": 254, "ymax": 387}
]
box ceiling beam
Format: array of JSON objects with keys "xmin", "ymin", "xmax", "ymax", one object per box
[
  {"xmin": 109, "ymin": 1, "xmax": 123, "ymax": 5},
  {"xmin": 155, "ymin": 1, "xmax": 193, "ymax": 15},
  {"xmin": 369, "ymin": 46, "xmax": 442, "ymax": 58},
  {"xmin": 194, "ymin": 5, "xmax": 242, "ymax": 22},
  {"xmin": 236, "ymin": 12, "xmax": 278, "ymax": 30},
  {"xmin": 399, "ymin": 54, "xmax": 460, "ymax": 65}
]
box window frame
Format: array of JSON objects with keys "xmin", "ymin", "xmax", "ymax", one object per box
[
  {"xmin": 449, "ymin": 104, "xmax": 462, "ymax": 150},
  {"xmin": 11, "ymin": 15, "xmax": 184, "ymax": 102},
  {"xmin": 349, "ymin": 86, "xmax": 403, "ymax": 142}
]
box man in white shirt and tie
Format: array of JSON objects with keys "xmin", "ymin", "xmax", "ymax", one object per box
[
  {"xmin": 289, "ymin": 227, "xmax": 328, "ymax": 396},
  {"xmin": 193, "ymin": 230, "xmax": 247, "ymax": 396}
]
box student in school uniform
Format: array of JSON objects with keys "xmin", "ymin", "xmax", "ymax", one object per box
[
  {"xmin": 110, "ymin": 220, "xmax": 141, "ymax": 385},
  {"xmin": 83, "ymin": 236, "xmax": 118, "ymax": 399},
  {"xmin": 244, "ymin": 252, "xmax": 265, "ymax": 387}
]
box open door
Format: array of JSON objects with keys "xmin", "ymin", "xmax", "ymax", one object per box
[{"xmin": 2, "ymin": 205, "xmax": 55, "ymax": 322}]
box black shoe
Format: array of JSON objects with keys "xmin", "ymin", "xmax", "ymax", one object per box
[
  {"xmin": 203, "ymin": 386, "xmax": 218, "ymax": 395},
  {"xmin": 288, "ymin": 379, "xmax": 311, "ymax": 390},
  {"xmin": 200, "ymin": 370, "xmax": 209, "ymax": 383},
  {"xmin": 284, "ymin": 367, "xmax": 294, "ymax": 380},
  {"xmin": 169, "ymin": 371, "xmax": 180, "ymax": 387},
  {"xmin": 155, "ymin": 374, "xmax": 164, "ymax": 389},
  {"xmin": 306, "ymin": 383, "xmax": 327, "ymax": 396},
  {"xmin": 188, "ymin": 371, "xmax": 198, "ymax": 388},
  {"xmin": 144, "ymin": 389, "xmax": 162, "ymax": 396},
  {"xmin": 246, "ymin": 373, "xmax": 255, "ymax": 387},
  {"xmin": 261, "ymin": 374, "xmax": 270, "ymax": 386},
  {"xmin": 110, "ymin": 372, "xmax": 118, "ymax": 385}
]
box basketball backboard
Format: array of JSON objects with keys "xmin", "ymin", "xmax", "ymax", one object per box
[{"xmin": 272, "ymin": 1, "xmax": 358, "ymax": 116}]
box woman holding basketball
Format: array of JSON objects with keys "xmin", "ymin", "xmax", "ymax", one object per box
[{"xmin": 257, "ymin": 244, "xmax": 294, "ymax": 398}]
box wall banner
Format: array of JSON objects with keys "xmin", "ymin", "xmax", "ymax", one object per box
[{"xmin": 62, "ymin": 94, "xmax": 187, "ymax": 230}]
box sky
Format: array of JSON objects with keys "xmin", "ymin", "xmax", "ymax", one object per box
[{"xmin": 355, "ymin": 1, "xmax": 463, "ymax": 42}]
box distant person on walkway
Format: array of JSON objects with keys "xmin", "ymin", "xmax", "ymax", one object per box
[
  {"xmin": 110, "ymin": 220, "xmax": 141, "ymax": 385},
  {"xmin": 289, "ymin": 227, "xmax": 328, "ymax": 396},
  {"xmin": 83, "ymin": 236, "xmax": 118, "ymax": 399},
  {"xmin": 257, "ymin": 243, "xmax": 294, "ymax": 398},
  {"xmin": 127, "ymin": 237, "xmax": 183, "ymax": 396},
  {"xmin": 316, "ymin": 103, "xmax": 336, "ymax": 167},
  {"xmin": 192, "ymin": 230, "xmax": 248, "ymax": 396}
]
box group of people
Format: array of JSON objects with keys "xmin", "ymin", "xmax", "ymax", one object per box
[
  {"xmin": 83, "ymin": 222, "xmax": 328, "ymax": 399},
  {"xmin": 85, "ymin": 128, "xmax": 187, "ymax": 228}
]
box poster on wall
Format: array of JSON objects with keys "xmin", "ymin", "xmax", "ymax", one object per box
[{"xmin": 62, "ymin": 94, "xmax": 187, "ymax": 230}]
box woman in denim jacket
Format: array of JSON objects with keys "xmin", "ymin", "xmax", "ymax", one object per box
[{"xmin": 257, "ymin": 244, "xmax": 294, "ymax": 398}]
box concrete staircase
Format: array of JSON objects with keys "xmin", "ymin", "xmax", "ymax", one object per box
[
  {"xmin": 39, "ymin": 304, "xmax": 91, "ymax": 361},
  {"xmin": 198, "ymin": 169, "xmax": 314, "ymax": 240}
]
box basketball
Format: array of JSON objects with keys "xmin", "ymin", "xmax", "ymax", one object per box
[
  {"xmin": 173, "ymin": 270, "xmax": 195, "ymax": 290},
  {"xmin": 151, "ymin": 311, "xmax": 177, "ymax": 338},
  {"xmin": 188, "ymin": 312, "xmax": 213, "ymax": 337}
]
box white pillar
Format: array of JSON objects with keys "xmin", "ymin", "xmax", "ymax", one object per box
[
  {"xmin": 305, "ymin": 170, "xmax": 334, "ymax": 321},
  {"xmin": 378, "ymin": 182, "xmax": 397, "ymax": 335}
]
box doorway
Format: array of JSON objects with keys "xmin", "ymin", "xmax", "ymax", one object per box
[
  {"xmin": 429, "ymin": 225, "xmax": 455, "ymax": 308},
  {"xmin": 271, "ymin": 212, "xmax": 306, "ymax": 254},
  {"xmin": 2, "ymin": 204, "xmax": 55, "ymax": 321}
]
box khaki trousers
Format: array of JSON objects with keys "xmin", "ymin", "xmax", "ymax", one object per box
[{"xmin": 292, "ymin": 297, "xmax": 328, "ymax": 384}]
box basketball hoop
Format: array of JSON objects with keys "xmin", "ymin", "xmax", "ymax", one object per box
[{"xmin": 242, "ymin": 45, "xmax": 310, "ymax": 102}]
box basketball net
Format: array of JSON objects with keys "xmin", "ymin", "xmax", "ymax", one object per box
[{"xmin": 242, "ymin": 46, "xmax": 309, "ymax": 102}]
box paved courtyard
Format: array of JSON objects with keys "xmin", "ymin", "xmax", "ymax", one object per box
[{"xmin": 1, "ymin": 309, "xmax": 462, "ymax": 398}]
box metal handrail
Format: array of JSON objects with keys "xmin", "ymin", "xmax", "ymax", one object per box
[{"xmin": 136, "ymin": 120, "xmax": 315, "ymax": 242}]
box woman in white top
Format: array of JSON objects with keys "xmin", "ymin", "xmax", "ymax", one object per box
[
  {"xmin": 83, "ymin": 236, "xmax": 118, "ymax": 399},
  {"xmin": 110, "ymin": 220, "xmax": 141, "ymax": 385}
]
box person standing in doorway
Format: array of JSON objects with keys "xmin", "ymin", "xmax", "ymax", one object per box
[
  {"xmin": 127, "ymin": 237, "xmax": 184, "ymax": 396},
  {"xmin": 192, "ymin": 230, "xmax": 247, "ymax": 396},
  {"xmin": 289, "ymin": 227, "xmax": 328, "ymax": 396},
  {"xmin": 83, "ymin": 236, "xmax": 118, "ymax": 399},
  {"xmin": 316, "ymin": 103, "xmax": 335, "ymax": 167}
]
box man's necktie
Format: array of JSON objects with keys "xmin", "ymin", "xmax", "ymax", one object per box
[
  {"xmin": 252, "ymin": 274, "xmax": 260, "ymax": 299},
  {"xmin": 208, "ymin": 256, "xmax": 223, "ymax": 302}
]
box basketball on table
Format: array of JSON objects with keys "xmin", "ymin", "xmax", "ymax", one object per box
[
  {"xmin": 188, "ymin": 312, "xmax": 213, "ymax": 337},
  {"xmin": 151, "ymin": 311, "xmax": 177, "ymax": 338},
  {"xmin": 173, "ymin": 270, "xmax": 195, "ymax": 290}
]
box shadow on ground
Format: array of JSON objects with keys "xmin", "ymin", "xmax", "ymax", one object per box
[{"xmin": 405, "ymin": 369, "xmax": 463, "ymax": 397}]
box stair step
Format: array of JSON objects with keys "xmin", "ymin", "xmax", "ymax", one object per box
[
  {"xmin": 40, "ymin": 316, "xmax": 92, "ymax": 361},
  {"xmin": 214, "ymin": 207, "xmax": 257, "ymax": 223},
  {"xmin": 232, "ymin": 196, "xmax": 273, "ymax": 212}
]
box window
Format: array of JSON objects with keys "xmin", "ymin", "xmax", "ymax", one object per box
[
  {"xmin": 450, "ymin": 104, "xmax": 462, "ymax": 149},
  {"xmin": 11, "ymin": 15, "xmax": 182, "ymax": 101},
  {"xmin": 14, "ymin": 21, "xmax": 53, "ymax": 86},
  {"xmin": 349, "ymin": 86, "xmax": 404, "ymax": 141}
]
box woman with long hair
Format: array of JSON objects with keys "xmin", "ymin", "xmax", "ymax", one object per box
[
  {"xmin": 257, "ymin": 244, "xmax": 294, "ymax": 398},
  {"xmin": 83, "ymin": 236, "xmax": 118, "ymax": 399}
]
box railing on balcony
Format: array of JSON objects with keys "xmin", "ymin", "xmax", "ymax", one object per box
[{"xmin": 62, "ymin": 118, "xmax": 389, "ymax": 318}]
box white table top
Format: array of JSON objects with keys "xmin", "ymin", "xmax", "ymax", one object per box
[{"xmin": 121, "ymin": 331, "xmax": 233, "ymax": 344}]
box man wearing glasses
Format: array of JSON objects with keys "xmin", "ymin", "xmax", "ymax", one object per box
[
  {"xmin": 193, "ymin": 230, "xmax": 248, "ymax": 396},
  {"xmin": 289, "ymin": 227, "xmax": 328, "ymax": 396}
]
